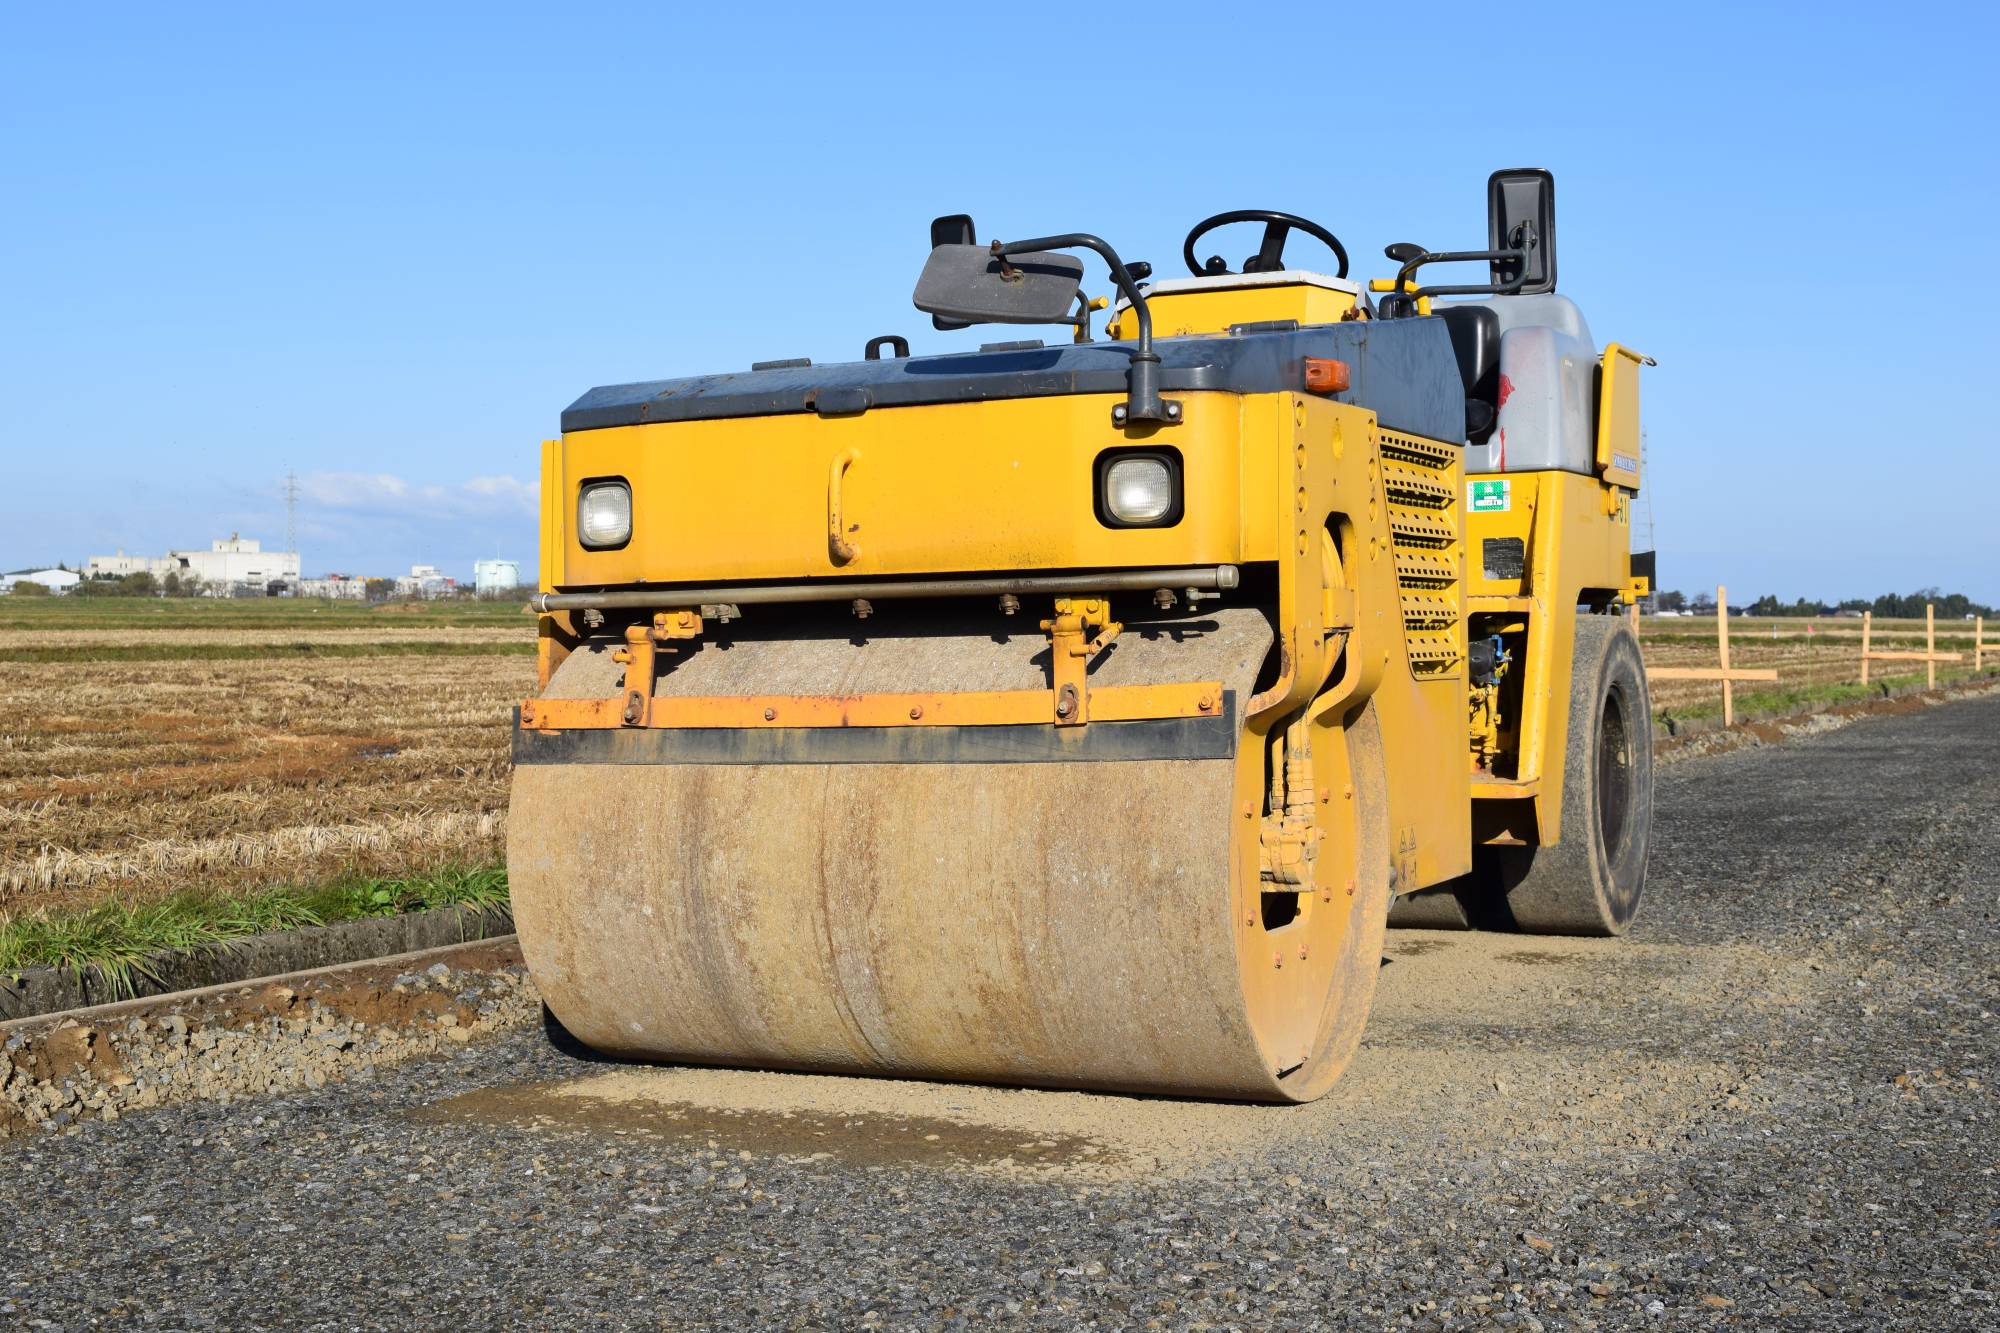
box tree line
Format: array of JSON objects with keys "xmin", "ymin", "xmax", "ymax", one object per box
[{"xmin": 1653, "ymin": 587, "xmax": 1992, "ymax": 618}]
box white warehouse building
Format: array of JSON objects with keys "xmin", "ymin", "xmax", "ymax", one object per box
[{"xmin": 1, "ymin": 567, "xmax": 82, "ymax": 594}]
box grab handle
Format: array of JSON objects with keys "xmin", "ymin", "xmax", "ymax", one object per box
[{"xmin": 827, "ymin": 447, "xmax": 861, "ymax": 564}]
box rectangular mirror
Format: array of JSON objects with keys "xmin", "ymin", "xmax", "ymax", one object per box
[
  {"xmin": 913, "ymin": 244, "xmax": 1084, "ymax": 326},
  {"xmin": 1487, "ymin": 168, "xmax": 1556, "ymax": 295}
]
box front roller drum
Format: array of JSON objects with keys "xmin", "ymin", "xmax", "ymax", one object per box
[
  {"xmin": 508, "ymin": 620, "xmax": 1393, "ymax": 1102},
  {"xmin": 509, "ymin": 744, "xmax": 1388, "ymax": 1101}
]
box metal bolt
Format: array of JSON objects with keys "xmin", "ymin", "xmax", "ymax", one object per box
[
  {"xmin": 1154, "ymin": 588, "xmax": 1176, "ymax": 609},
  {"xmin": 762, "ymin": 707, "xmax": 777, "ymax": 721},
  {"xmin": 851, "ymin": 599, "xmax": 873, "ymax": 619},
  {"xmin": 908, "ymin": 705, "xmax": 924, "ymax": 720},
  {"xmin": 1198, "ymin": 695, "xmax": 1213, "ymax": 712},
  {"xmin": 998, "ymin": 594, "xmax": 1020, "ymax": 615},
  {"xmin": 1055, "ymin": 697, "xmax": 1074, "ymax": 719},
  {"xmin": 1317, "ymin": 786, "xmax": 1330, "ymax": 803},
  {"xmin": 1273, "ymin": 952, "xmax": 1283, "ymax": 969},
  {"xmin": 1299, "ymin": 944, "xmax": 1309, "ymax": 960},
  {"xmin": 1345, "ymin": 877, "xmax": 1356, "ymax": 896}
]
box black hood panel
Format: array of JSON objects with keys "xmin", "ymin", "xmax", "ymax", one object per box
[{"xmin": 562, "ymin": 317, "xmax": 1464, "ymax": 444}]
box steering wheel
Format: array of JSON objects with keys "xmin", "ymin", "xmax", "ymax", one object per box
[{"xmin": 1181, "ymin": 210, "xmax": 1349, "ymax": 279}]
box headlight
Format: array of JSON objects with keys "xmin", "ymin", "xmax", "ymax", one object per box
[
  {"xmin": 1096, "ymin": 451, "xmax": 1182, "ymax": 527},
  {"xmin": 577, "ymin": 479, "xmax": 632, "ymax": 549}
]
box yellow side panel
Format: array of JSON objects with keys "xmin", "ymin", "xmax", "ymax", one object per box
[
  {"xmin": 1106, "ymin": 284, "xmax": 1358, "ymax": 340},
  {"xmin": 1464, "ymin": 469, "xmax": 1631, "ymax": 841},
  {"xmin": 559, "ymin": 392, "xmax": 1259, "ymax": 586},
  {"xmin": 1594, "ymin": 345, "xmax": 1645, "ymax": 490},
  {"xmin": 1264, "ymin": 397, "xmax": 1470, "ymax": 893},
  {"xmin": 538, "ymin": 438, "xmax": 564, "ymax": 593}
]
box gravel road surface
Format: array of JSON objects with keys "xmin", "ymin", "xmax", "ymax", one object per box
[{"xmin": 4, "ymin": 695, "xmax": 1996, "ymax": 1330}]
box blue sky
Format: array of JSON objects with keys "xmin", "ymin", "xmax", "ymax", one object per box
[{"xmin": 4, "ymin": 3, "xmax": 1995, "ymax": 601}]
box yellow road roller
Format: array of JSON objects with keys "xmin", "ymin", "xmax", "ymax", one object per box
[{"xmin": 509, "ymin": 168, "xmax": 1655, "ymax": 1101}]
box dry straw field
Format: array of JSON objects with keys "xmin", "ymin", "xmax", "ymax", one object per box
[
  {"xmin": 1, "ymin": 599, "xmax": 531, "ymax": 917},
  {"xmin": 0, "ymin": 597, "xmax": 1989, "ymax": 919}
]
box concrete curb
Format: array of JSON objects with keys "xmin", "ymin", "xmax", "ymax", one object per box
[{"xmin": 0, "ymin": 904, "xmax": 514, "ymax": 1023}]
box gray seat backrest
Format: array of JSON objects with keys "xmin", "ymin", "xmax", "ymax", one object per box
[{"xmin": 1444, "ymin": 294, "xmax": 1597, "ymax": 476}]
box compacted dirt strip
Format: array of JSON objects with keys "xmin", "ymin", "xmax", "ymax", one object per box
[
  {"xmin": 1, "ymin": 938, "xmax": 534, "ymax": 1135},
  {"xmin": 2, "ymin": 696, "xmax": 1997, "ymax": 1329}
]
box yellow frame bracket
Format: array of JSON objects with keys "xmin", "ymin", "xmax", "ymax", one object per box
[
  {"xmin": 602, "ymin": 610, "xmax": 703, "ymax": 727},
  {"xmin": 1040, "ymin": 597, "xmax": 1122, "ymax": 727},
  {"xmin": 517, "ymin": 600, "xmax": 1241, "ymax": 735}
]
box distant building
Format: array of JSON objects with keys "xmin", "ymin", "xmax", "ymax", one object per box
[
  {"xmin": 85, "ymin": 550, "xmax": 154, "ymax": 578},
  {"xmin": 1, "ymin": 567, "xmax": 81, "ymax": 594},
  {"xmin": 395, "ymin": 564, "xmax": 457, "ymax": 599},
  {"xmin": 164, "ymin": 536, "xmax": 299, "ymax": 588},
  {"xmin": 296, "ymin": 573, "xmax": 370, "ymax": 600},
  {"xmin": 87, "ymin": 535, "xmax": 299, "ymax": 593},
  {"xmin": 473, "ymin": 559, "xmax": 520, "ymax": 595}
]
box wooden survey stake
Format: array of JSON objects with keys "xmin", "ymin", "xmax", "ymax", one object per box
[
  {"xmin": 1859, "ymin": 604, "xmax": 1961, "ymax": 688},
  {"xmin": 1646, "ymin": 585, "xmax": 1780, "ymax": 727}
]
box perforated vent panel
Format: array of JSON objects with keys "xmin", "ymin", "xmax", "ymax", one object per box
[{"xmin": 1381, "ymin": 429, "xmax": 1464, "ymax": 677}]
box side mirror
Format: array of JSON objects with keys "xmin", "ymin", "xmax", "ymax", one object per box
[
  {"xmin": 1487, "ymin": 168, "xmax": 1556, "ymax": 295},
  {"xmin": 912, "ymin": 244, "xmax": 1085, "ymax": 326}
]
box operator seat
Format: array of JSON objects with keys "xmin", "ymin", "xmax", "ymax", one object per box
[{"xmin": 1435, "ymin": 304, "xmax": 1499, "ymax": 442}]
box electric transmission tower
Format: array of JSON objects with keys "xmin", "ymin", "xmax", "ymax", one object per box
[
  {"xmin": 1634, "ymin": 430, "xmax": 1657, "ymax": 610},
  {"xmin": 283, "ymin": 469, "xmax": 300, "ymax": 556},
  {"xmin": 1635, "ymin": 429, "xmax": 1656, "ymax": 555}
]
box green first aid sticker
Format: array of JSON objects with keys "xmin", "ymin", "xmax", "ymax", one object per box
[{"xmin": 1468, "ymin": 479, "xmax": 1511, "ymax": 513}]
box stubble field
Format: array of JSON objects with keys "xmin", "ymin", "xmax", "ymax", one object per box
[
  {"xmin": 0, "ymin": 597, "xmax": 1989, "ymax": 918},
  {"xmin": 0, "ymin": 599, "xmax": 532, "ymax": 916}
]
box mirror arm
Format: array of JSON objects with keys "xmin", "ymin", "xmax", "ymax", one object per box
[
  {"xmin": 994, "ymin": 234, "xmax": 1180, "ymax": 426},
  {"xmin": 1392, "ymin": 241, "xmax": 1533, "ymax": 302}
]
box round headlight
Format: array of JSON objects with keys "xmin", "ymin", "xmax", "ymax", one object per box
[
  {"xmin": 577, "ymin": 480, "xmax": 632, "ymax": 548},
  {"xmin": 1104, "ymin": 457, "xmax": 1175, "ymax": 525}
]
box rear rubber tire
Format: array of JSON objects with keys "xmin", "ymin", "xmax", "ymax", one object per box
[{"xmin": 1498, "ymin": 613, "xmax": 1653, "ymax": 935}]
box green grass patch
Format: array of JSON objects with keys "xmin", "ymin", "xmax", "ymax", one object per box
[
  {"xmin": 0, "ymin": 866, "xmax": 508, "ymax": 997},
  {"xmin": 1656, "ymin": 666, "xmax": 1999, "ymax": 726},
  {"xmin": 0, "ymin": 640, "xmax": 534, "ymax": 664}
]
